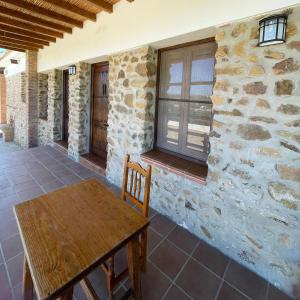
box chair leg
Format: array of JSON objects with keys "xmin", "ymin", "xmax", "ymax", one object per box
[{"xmin": 140, "ymin": 230, "xmax": 147, "ymax": 273}]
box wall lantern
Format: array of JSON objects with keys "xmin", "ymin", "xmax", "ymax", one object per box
[
  {"xmin": 258, "ymin": 15, "xmax": 287, "ymax": 46},
  {"xmin": 68, "ymin": 65, "xmax": 76, "ymax": 75}
]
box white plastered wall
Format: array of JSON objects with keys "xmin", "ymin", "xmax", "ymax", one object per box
[{"xmin": 38, "ymin": 0, "xmax": 300, "ymax": 72}]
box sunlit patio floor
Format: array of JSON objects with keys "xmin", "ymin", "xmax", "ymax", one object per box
[{"xmin": 0, "ymin": 146, "xmax": 292, "ymax": 300}]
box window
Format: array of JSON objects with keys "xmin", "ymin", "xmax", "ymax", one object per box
[{"xmin": 156, "ymin": 41, "xmax": 216, "ymax": 162}]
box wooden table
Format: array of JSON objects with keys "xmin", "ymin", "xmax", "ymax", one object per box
[{"xmin": 14, "ymin": 179, "xmax": 149, "ymax": 300}]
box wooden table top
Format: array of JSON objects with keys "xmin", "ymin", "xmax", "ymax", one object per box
[{"xmin": 14, "ymin": 179, "xmax": 149, "ymax": 300}]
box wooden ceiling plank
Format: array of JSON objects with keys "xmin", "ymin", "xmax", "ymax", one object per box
[
  {"xmin": 0, "ymin": 41, "xmax": 38, "ymax": 51},
  {"xmin": 0, "ymin": 44, "xmax": 25, "ymax": 52},
  {"xmin": 0, "ymin": 6, "xmax": 72, "ymax": 33},
  {"xmin": 2, "ymin": 0, "xmax": 83, "ymax": 28},
  {"xmin": 0, "ymin": 30, "xmax": 49, "ymax": 46},
  {"xmin": 0, "ymin": 36, "xmax": 43, "ymax": 49},
  {"xmin": 0, "ymin": 15, "xmax": 63, "ymax": 38},
  {"xmin": 1, "ymin": 24, "xmax": 56, "ymax": 42},
  {"xmin": 83, "ymin": 0, "xmax": 113, "ymax": 13},
  {"xmin": 43, "ymin": 0, "xmax": 96, "ymax": 21}
]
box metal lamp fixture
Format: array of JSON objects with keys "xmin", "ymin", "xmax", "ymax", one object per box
[
  {"xmin": 68, "ymin": 65, "xmax": 76, "ymax": 75},
  {"xmin": 258, "ymin": 15, "xmax": 287, "ymax": 46}
]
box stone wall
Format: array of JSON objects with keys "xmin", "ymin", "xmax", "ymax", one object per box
[
  {"xmin": 0, "ymin": 74, "xmax": 6, "ymax": 124},
  {"xmin": 207, "ymin": 9, "xmax": 300, "ymax": 297},
  {"xmin": 47, "ymin": 69, "xmax": 63, "ymax": 142},
  {"xmin": 106, "ymin": 46, "xmax": 157, "ymax": 185},
  {"xmin": 26, "ymin": 51, "xmax": 38, "ymax": 147},
  {"xmin": 105, "ymin": 10, "xmax": 300, "ymax": 298},
  {"xmin": 68, "ymin": 62, "xmax": 91, "ymax": 161},
  {"xmin": 6, "ymin": 72, "xmax": 26, "ymax": 147}
]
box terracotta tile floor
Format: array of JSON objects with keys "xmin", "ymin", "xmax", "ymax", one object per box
[{"xmin": 0, "ymin": 146, "xmax": 293, "ymax": 300}]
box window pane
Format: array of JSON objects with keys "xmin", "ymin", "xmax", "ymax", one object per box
[
  {"xmin": 185, "ymin": 103, "xmax": 212, "ymax": 155},
  {"xmin": 168, "ymin": 62, "xmax": 183, "ymax": 84},
  {"xmin": 191, "ymin": 58, "xmax": 215, "ymax": 82},
  {"xmin": 157, "ymin": 101, "xmax": 182, "ymax": 150},
  {"xmin": 190, "ymin": 84, "xmax": 213, "ymax": 97},
  {"xmin": 166, "ymin": 85, "xmax": 182, "ymax": 97}
]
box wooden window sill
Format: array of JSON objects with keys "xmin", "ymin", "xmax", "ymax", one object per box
[{"xmin": 141, "ymin": 150, "xmax": 207, "ymax": 185}]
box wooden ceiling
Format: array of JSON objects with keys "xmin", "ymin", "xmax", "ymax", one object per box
[{"xmin": 0, "ymin": 0, "xmax": 132, "ymax": 52}]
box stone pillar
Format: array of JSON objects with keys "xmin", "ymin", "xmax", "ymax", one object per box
[
  {"xmin": 68, "ymin": 62, "xmax": 91, "ymax": 162},
  {"xmin": 26, "ymin": 50, "xmax": 38, "ymax": 147},
  {"xmin": 38, "ymin": 73, "xmax": 48, "ymax": 120},
  {"xmin": 0, "ymin": 73, "xmax": 6, "ymax": 124},
  {"xmin": 48, "ymin": 69, "xmax": 63, "ymax": 142},
  {"xmin": 37, "ymin": 73, "xmax": 49, "ymax": 146},
  {"xmin": 106, "ymin": 46, "xmax": 157, "ymax": 186}
]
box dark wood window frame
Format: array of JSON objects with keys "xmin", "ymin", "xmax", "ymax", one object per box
[{"xmin": 141, "ymin": 37, "xmax": 216, "ymax": 184}]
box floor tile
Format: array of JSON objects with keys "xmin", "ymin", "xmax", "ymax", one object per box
[
  {"xmin": 147, "ymin": 227, "xmax": 163, "ymax": 254},
  {"xmin": 225, "ymin": 260, "xmax": 268, "ymax": 300},
  {"xmin": 150, "ymin": 214, "xmax": 176, "ymax": 237},
  {"xmin": 134, "ymin": 262, "xmax": 171, "ymax": 300},
  {"xmin": 163, "ymin": 284, "xmax": 192, "ymax": 300},
  {"xmin": 217, "ymin": 282, "xmax": 248, "ymax": 300},
  {"xmin": 268, "ymin": 285, "xmax": 293, "ymax": 300},
  {"xmin": 6, "ymin": 252, "xmax": 24, "ymax": 288},
  {"xmin": 1, "ymin": 234, "xmax": 23, "ymax": 261},
  {"xmin": 14, "ymin": 180, "xmax": 38, "ymax": 193},
  {"xmin": 0, "ymin": 194, "xmax": 20, "ymax": 211},
  {"xmin": 59, "ymin": 174, "xmax": 82, "ymax": 186},
  {"xmin": 0, "ymin": 264, "xmax": 11, "ymax": 293},
  {"xmin": 176, "ymin": 259, "xmax": 220, "ymax": 300},
  {"xmin": 0, "ymin": 218, "xmax": 18, "ymax": 242},
  {"xmin": 17, "ymin": 186, "xmax": 44, "ymax": 202},
  {"xmin": 167, "ymin": 225, "xmax": 199, "ymax": 254},
  {"xmin": 192, "ymin": 241, "xmax": 229, "ymax": 276},
  {"xmin": 41, "ymin": 179, "xmax": 64, "ymax": 193},
  {"xmin": 150, "ymin": 239, "xmax": 188, "ymax": 279},
  {"xmin": 9, "ymin": 174, "xmax": 33, "ymax": 185}
]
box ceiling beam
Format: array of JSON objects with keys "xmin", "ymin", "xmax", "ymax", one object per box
[
  {"xmin": 0, "ymin": 41, "xmax": 38, "ymax": 51},
  {"xmin": 0, "ymin": 6, "xmax": 72, "ymax": 33},
  {"xmin": 0, "ymin": 31, "xmax": 49, "ymax": 46},
  {"xmin": 0, "ymin": 24, "xmax": 56, "ymax": 42},
  {"xmin": 0, "ymin": 44, "xmax": 25, "ymax": 52},
  {"xmin": 0, "ymin": 36, "xmax": 44, "ymax": 49},
  {"xmin": 0, "ymin": 15, "xmax": 63, "ymax": 38},
  {"xmin": 43, "ymin": 0, "xmax": 96, "ymax": 21},
  {"xmin": 2, "ymin": 0, "xmax": 83, "ymax": 28},
  {"xmin": 84, "ymin": 0, "xmax": 113, "ymax": 13}
]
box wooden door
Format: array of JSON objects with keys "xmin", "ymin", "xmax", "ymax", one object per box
[
  {"xmin": 63, "ymin": 70, "xmax": 69, "ymax": 143},
  {"xmin": 91, "ymin": 63, "xmax": 109, "ymax": 160}
]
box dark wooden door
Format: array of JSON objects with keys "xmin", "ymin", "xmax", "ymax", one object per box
[
  {"xmin": 63, "ymin": 70, "xmax": 69, "ymax": 143},
  {"xmin": 91, "ymin": 63, "xmax": 109, "ymax": 160}
]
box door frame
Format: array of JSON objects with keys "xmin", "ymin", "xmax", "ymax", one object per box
[
  {"xmin": 62, "ymin": 69, "xmax": 69, "ymax": 144},
  {"xmin": 89, "ymin": 61, "xmax": 109, "ymax": 155}
]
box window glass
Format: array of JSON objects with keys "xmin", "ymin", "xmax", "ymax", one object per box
[
  {"xmin": 168, "ymin": 62, "xmax": 183, "ymax": 84},
  {"xmin": 166, "ymin": 85, "xmax": 182, "ymax": 97},
  {"xmin": 185, "ymin": 102, "xmax": 212, "ymax": 156},
  {"xmin": 190, "ymin": 84, "xmax": 213, "ymax": 97},
  {"xmin": 157, "ymin": 101, "xmax": 182, "ymax": 150},
  {"xmin": 191, "ymin": 58, "xmax": 215, "ymax": 82}
]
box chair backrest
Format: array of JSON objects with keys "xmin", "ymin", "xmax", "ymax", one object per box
[{"xmin": 122, "ymin": 155, "xmax": 152, "ymax": 218}]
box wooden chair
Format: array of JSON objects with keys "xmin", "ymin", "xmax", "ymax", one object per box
[{"xmin": 101, "ymin": 154, "xmax": 152, "ymax": 299}]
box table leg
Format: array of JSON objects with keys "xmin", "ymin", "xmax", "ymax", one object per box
[
  {"xmin": 23, "ymin": 255, "xmax": 33, "ymax": 300},
  {"xmin": 58, "ymin": 287, "xmax": 73, "ymax": 300},
  {"xmin": 127, "ymin": 235, "xmax": 142, "ymax": 300}
]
